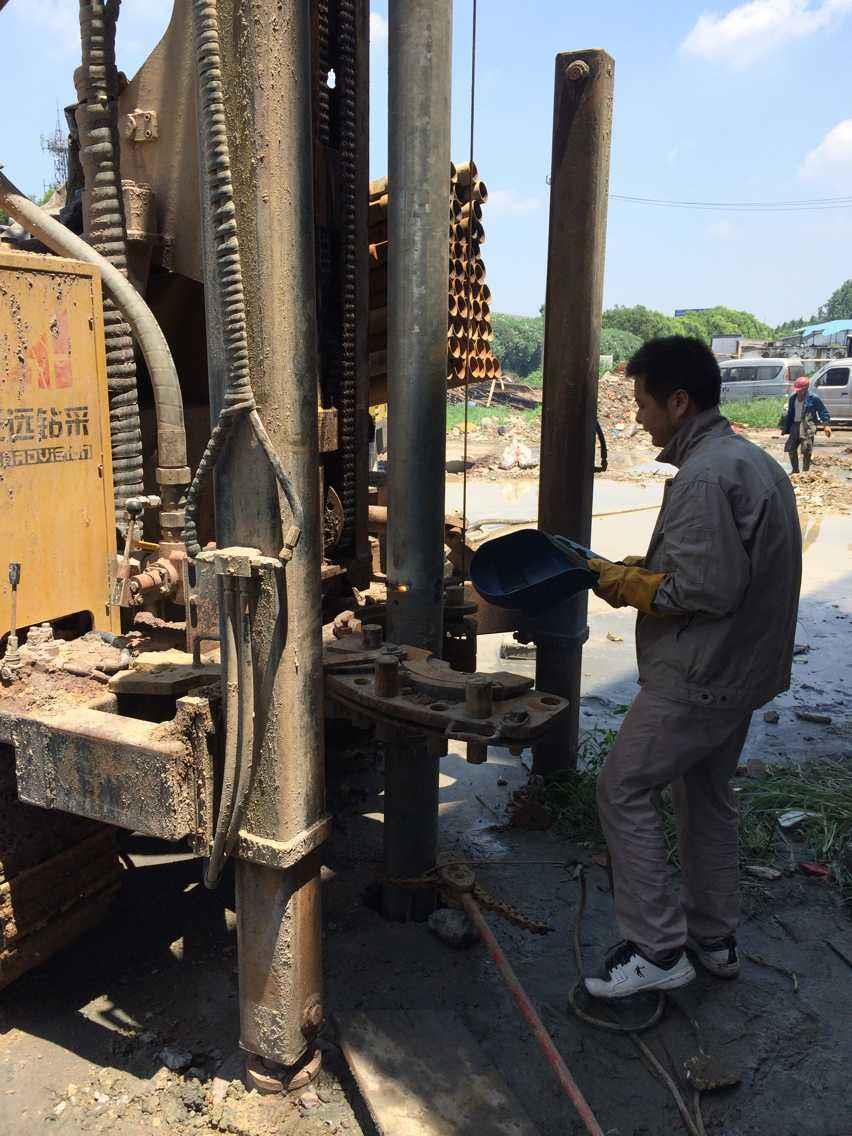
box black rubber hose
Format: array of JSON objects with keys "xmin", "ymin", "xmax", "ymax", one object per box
[
  {"xmin": 204, "ymin": 576, "xmax": 239, "ymax": 889},
  {"xmin": 223, "ymin": 575, "xmax": 256, "ymax": 857},
  {"xmin": 594, "ymin": 420, "xmax": 608, "ymax": 473},
  {"xmin": 77, "ymin": 0, "xmax": 144, "ymax": 528}
]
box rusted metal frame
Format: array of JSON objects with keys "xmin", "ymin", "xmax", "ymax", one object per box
[
  {"xmin": 0, "ymin": 829, "xmax": 120, "ymax": 949},
  {"xmin": 326, "ymin": 667, "xmax": 568, "ymax": 745},
  {"xmin": 311, "ymin": 0, "xmax": 370, "ymax": 579},
  {"xmin": 210, "ymin": 0, "xmax": 325, "ymax": 1074},
  {"xmin": 11, "ymin": 695, "xmax": 216, "ymax": 850},
  {"xmin": 533, "ymin": 50, "xmax": 614, "ymax": 775}
]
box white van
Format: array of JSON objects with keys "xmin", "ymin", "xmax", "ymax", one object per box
[
  {"xmin": 810, "ymin": 359, "xmax": 852, "ymax": 423},
  {"xmin": 719, "ymin": 358, "xmax": 805, "ymax": 402}
]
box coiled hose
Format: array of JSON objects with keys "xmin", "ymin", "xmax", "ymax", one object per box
[
  {"xmin": 78, "ymin": 0, "xmax": 145, "ymax": 528},
  {"xmin": 184, "ymin": 0, "xmax": 304, "ymax": 562}
]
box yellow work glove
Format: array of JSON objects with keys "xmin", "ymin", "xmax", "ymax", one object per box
[
  {"xmin": 823, "ymin": 426, "xmax": 832, "ymax": 438},
  {"xmin": 588, "ymin": 558, "xmax": 667, "ymax": 615},
  {"xmin": 620, "ymin": 555, "xmax": 646, "ymax": 567}
]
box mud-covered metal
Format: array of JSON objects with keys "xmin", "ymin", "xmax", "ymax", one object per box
[
  {"xmin": 12, "ymin": 695, "xmax": 215, "ymax": 849},
  {"xmin": 324, "ymin": 630, "xmax": 569, "ymax": 746}
]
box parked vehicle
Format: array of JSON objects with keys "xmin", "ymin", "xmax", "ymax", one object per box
[
  {"xmin": 719, "ymin": 357, "xmax": 806, "ymax": 402},
  {"xmin": 810, "ymin": 358, "xmax": 852, "ymax": 422}
]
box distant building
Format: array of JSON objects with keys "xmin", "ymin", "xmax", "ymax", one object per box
[
  {"xmin": 798, "ymin": 319, "xmax": 852, "ymax": 358},
  {"xmin": 710, "ymin": 335, "xmax": 770, "ymax": 361}
]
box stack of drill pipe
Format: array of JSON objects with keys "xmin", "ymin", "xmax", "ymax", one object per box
[{"xmin": 368, "ymin": 160, "xmax": 502, "ymax": 403}]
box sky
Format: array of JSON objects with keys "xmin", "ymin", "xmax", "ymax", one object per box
[{"xmin": 1, "ymin": 0, "xmax": 850, "ymax": 326}]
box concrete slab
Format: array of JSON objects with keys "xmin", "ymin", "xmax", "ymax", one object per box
[{"xmin": 338, "ymin": 1009, "xmax": 539, "ymax": 1136}]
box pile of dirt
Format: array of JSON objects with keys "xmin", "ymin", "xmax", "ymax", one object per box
[
  {"xmin": 42, "ymin": 1047, "xmax": 356, "ymax": 1136},
  {"xmin": 790, "ymin": 468, "xmax": 852, "ymax": 515},
  {"xmin": 596, "ymin": 370, "xmax": 639, "ymax": 440}
]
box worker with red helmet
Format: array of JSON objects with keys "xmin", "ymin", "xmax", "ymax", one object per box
[{"xmin": 781, "ymin": 376, "xmax": 831, "ymax": 473}]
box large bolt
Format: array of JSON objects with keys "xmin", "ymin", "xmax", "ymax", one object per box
[
  {"xmin": 565, "ymin": 59, "xmax": 590, "ymax": 82},
  {"xmin": 362, "ymin": 623, "xmax": 383, "ymax": 649},
  {"xmin": 374, "ymin": 652, "xmax": 400, "ymax": 698},
  {"xmin": 464, "ymin": 677, "xmax": 494, "ymax": 719},
  {"xmin": 466, "ymin": 741, "xmax": 488, "ymax": 765}
]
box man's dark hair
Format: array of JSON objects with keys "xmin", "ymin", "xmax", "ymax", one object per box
[{"xmin": 625, "ymin": 336, "xmax": 721, "ymax": 411}]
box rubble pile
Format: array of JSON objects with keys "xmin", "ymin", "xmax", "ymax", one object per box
[{"xmin": 790, "ymin": 469, "xmax": 852, "ymax": 516}]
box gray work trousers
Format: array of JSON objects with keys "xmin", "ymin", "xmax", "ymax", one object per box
[{"xmin": 597, "ymin": 688, "xmax": 752, "ymax": 960}]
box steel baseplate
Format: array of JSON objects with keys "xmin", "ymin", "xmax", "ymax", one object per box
[
  {"xmin": 12, "ymin": 696, "xmax": 216, "ymax": 851},
  {"xmin": 324, "ymin": 630, "xmax": 569, "ymax": 746}
]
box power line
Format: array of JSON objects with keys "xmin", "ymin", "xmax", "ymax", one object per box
[{"xmin": 610, "ymin": 192, "xmax": 852, "ymax": 213}]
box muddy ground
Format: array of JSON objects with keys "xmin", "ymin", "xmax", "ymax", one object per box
[{"xmin": 1, "ymin": 418, "xmax": 851, "ymax": 1136}]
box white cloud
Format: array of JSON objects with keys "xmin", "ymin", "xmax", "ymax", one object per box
[
  {"xmin": 370, "ymin": 12, "xmax": 389, "ymax": 45},
  {"xmin": 682, "ymin": 0, "xmax": 852, "ymax": 67},
  {"xmin": 486, "ymin": 189, "xmax": 544, "ymax": 217},
  {"xmin": 799, "ymin": 118, "xmax": 852, "ymax": 180}
]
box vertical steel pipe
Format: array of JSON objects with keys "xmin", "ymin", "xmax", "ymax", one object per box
[
  {"xmin": 534, "ymin": 50, "xmax": 614, "ymax": 775},
  {"xmin": 383, "ymin": 0, "xmax": 453, "ymax": 922},
  {"xmin": 200, "ymin": 0, "xmax": 324, "ymax": 1072},
  {"xmin": 386, "ymin": 0, "xmax": 452, "ymax": 654}
]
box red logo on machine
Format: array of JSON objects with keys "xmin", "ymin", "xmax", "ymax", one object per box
[{"xmin": 28, "ymin": 308, "xmax": 73, "ymax": 389}]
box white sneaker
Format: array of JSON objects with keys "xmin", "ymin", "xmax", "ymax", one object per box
[
  {"xmin": 584, "ymin": 940, "xmax": 695, "ymax": 1000},
  {"xmin": 687, "ymin": 935, "xmax": 740, "ymax": 979}
]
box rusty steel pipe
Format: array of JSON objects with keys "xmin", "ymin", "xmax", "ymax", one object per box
[
  {"xmin": 195, "ymin": 0, "xmax": 325, "ymax": 1072},
  {"xmin": 534, "ymin": 49, "xmax": 614, "ymax": 775},
  {"xmin": 459, "ymin": 892, "xmax": 604, "ymax": 1136},
  {"xmin": 455, "ymin": 159, "xmax": 478, "ymax": 187}
]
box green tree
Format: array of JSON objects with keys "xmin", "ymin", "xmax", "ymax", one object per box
[
  {"xmin": 599, "ymin": 327, "xmax": 641, "ymax": 363},
  {"xmin": 672, "ymin": 306, "xmax": 773, "ymax": 343},
  {"xmin": 773, "ymin": 316, "xmax": 811, "ymax": 337},
  {"xmin": 490, "ymin": 312, "xmax": 544, "ymax": 377},
  {"xmin": 602, "ymin": 304, "xmax": 676, "ymax": 341},
  {"xmin": 817, "ymin": 279, "xmax": 852, "ymax": 322}
]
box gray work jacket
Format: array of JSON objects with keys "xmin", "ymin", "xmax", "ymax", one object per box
[{"xmin": 638, "ymin": 410, "xmax": 801, "ymax": 711}]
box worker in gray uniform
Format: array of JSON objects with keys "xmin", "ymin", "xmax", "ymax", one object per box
[{"xmin": 581, "ymin": 336, "xmax": 801, "ymax": 1000}]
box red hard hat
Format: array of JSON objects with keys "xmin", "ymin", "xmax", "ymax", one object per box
[{"xmin": 794, "ymin": 377, "xmax": 810, "ymax": 392}]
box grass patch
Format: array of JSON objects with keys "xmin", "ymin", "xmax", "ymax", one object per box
[
  {"xmin": 445, "ymin": 402, "xmax": 541, "ymax": 432},
  {"xmin": 529, "ymin": 732, "xmax": 852, "ymax": 899},
  {"xmin": 724, "ymin": 397, "xmax": 786, "ymax": 429}
]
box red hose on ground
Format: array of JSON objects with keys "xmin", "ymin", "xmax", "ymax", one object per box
[{"xmin": 459, "ymin": 892, "xmax": 604, "ymax": 1136}]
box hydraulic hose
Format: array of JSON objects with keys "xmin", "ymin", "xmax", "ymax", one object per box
[
  {"xmin": 0, "ymin": 169, "xmax": 190, "ymax": 530},
  {"xmin": 77, "ymin": 0, "xmax": 144, "ymax": 527},
  {"xmin": 205, "ymin": 575, "xmax": 240, "ymax": 888},
  {"xmin": 223, "ymin": 575, "xmax": 256, "ymax": 857},
  {"xmin": 186, "ymin": 0, "xmax": 303, "ymax": 561}
]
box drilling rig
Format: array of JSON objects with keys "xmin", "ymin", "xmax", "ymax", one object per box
[{"xmin": 0, "ymin": 0, "xmax": 611, "ymax": 1093}]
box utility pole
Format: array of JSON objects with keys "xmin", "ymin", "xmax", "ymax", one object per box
[
  {"xmin": 383, "ymin": 0, "xmax": 453, "ymax": 919},
  {"xmin": 534, "ymin": 50, "xmax": 614, "ymax": 775}
]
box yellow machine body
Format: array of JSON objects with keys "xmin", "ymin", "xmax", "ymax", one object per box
[{"xmin": 0, "ymin": 250, "xmax": 118, "ymax": 634}]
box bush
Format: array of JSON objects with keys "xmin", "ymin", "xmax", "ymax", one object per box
[
  {"xmin": 490, "ymin": 312, "xmax": 544, "ymax": 378},
  {"xmin": 600, "ymin": 327, "xmax": 641, "ymax": 364}
]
